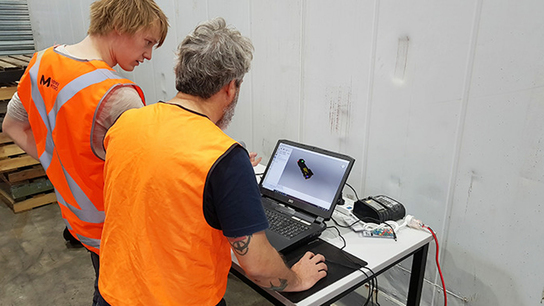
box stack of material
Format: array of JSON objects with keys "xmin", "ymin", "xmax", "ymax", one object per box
[
  {"xmin": 0, "ymin": 82, "xmax": 17, "ymax": 123},
  {"xmin": 0, "ymin": 80, "xmax": 57, "ymax": 213},
  {"xmin": 0, "ymin": 54, "xmax": 32, "ymax": 84},
  {"xmin": 0, "ymin": 132, "xmax": 57, "ymax": 213},
  {"xmin": 1, "ymin": 54, "xmax": 31, "ymax": 123}
]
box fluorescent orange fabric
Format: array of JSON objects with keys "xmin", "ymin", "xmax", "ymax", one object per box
[
  {"xmin": 17, "ymin": 47, "xmax": 145, "ymax": 254},
  {"xmin": 100, "ymin": 103, "xmax": 236, "ymax": 306}
]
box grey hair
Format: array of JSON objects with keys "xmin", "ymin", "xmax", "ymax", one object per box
[{"xmin": 174, "ymin": 17, "xmax": 254, "ymax": 99}]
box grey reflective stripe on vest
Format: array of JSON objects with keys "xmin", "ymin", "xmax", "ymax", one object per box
[
  {"xmin": 29, "ymin": 58, "xmax": 122, "ymax": 232},
  {"xmin": 29, "ymin": 51, "xmax": 55, "ymax": 170},
  {"xmin": 76, "ymin": 234, "xmax": 101, "ymax": 249},
  {"xmin": 63, "ymin": 216, "xmax": 72, "ymax": 229},
  {"xmin": 47, "ymin": 69, "xmax": 121, "ymax": 131},
  {"xmin": 60, "ymin": 211, "xmax": 100, "ymax": 249}
]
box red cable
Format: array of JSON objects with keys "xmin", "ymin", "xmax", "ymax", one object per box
[{"xmin": 423, "ymin": 225, "xmax": 447, "ymax": 306}]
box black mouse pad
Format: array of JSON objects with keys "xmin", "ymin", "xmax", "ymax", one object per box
[{"xmin": 279, "ymin": 238, "xmax": 368, "ymax": 303}]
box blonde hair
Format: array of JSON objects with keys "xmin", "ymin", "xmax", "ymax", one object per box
[{"xmin": 88, "ymin": 0, "xmax": 168, "ymax": 47}]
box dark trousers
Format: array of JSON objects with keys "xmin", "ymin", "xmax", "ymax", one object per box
[{"xmin": 90, "ymin": 251, "xmax": 111, "ymax": 306}]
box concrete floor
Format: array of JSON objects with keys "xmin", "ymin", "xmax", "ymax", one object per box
[
  {"xmin": 0, "ymin": 202, "xmax": 379, "ymax": 306},
  {"xmin": 0, "ymin": 202, "xmax": 272, "ymax": 306}
]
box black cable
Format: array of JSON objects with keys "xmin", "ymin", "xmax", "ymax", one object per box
[
  {"xmin": 365, "ymin": 267, "xmax": 381, "ymax": 306},
  {"xmin": 331, "ymin": 216, "xmax": 363, "ymax": 229},
  {"xmin": 382, "ymin": 222, "xmax": 397, "ymax": 241},
  {"xmin": 359, "ymin": 268, "xmax": 372, "ymax": 306},
  {"xmin": 361, "ymin": 216, "xmax": 398, "ymax": 242},
  {"xmin": 344, "ymin": 182, "xmax": 360, "ymax": 201},
  {"xmin": 330, "ymin": 217, "xmax": 350, "ymax": 228},
  {"xmin": 326, "ymin": 226, "xmax": 347, "ymax": 250},
  {"xmin": 341, "ymin": 184, "xmax": 397, "ymax": 243},
  {"xmin": 359, "ymin": 266, "xmax": 373, "ymax": 306},
  {"xmin": 335, "ymin": 214, "xmax": 397, "ymax": 242},
  {"xmin": 326, "ymin": 226, "xmax": 367, "ymax": 271},
  {"xmin": 327, "ymin": 225, "xmax": 381, "ymax": 306}
]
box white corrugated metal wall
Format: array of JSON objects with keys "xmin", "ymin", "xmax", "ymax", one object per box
[
  {"xmin": 24, "ymin": 0, "xmax": 544, "ymax": 305},
  {"xmin": 0, "ymin": 0, "xmax": 34, "ymax": 56}
]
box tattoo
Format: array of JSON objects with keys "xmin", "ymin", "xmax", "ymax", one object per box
[
  {"xmin": 229, "ymin": 235, "xmax": 252, "ymax": 256},
  {"xmin": 267, "ymin": 278, "xmax": 288, "ymax": 291}
]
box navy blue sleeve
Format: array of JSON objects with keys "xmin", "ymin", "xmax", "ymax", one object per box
[{"xmin": 203, "ymin": 145, "xmax": 269, "ymax": 238}]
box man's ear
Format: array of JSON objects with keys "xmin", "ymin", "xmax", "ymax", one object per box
[{"xmin": 225, "ymin": 79, "xmax": 238, "ymax": 100}]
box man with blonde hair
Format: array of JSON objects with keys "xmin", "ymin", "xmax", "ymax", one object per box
[
  {"xmin": 2, "ymin": 0, "xmax": 168, "ymax": 304},
  {"xmin": 98, "ymin": 17, "xmax": 327, "ymax": 306}
]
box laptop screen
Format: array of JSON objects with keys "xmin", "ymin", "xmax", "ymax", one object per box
[{"xmin": 260, "ymin": 139, "xmax": 355, "ymax": 220}]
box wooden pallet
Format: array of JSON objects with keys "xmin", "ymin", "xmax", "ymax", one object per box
[
  {"xmin": 0, "ymin": 54, "xmax": 31, "ymax": 85},
  {"xmin": 0, "ymin": 55, "xmax": 31, "ymax": 71},
  {"xmin": 0, "ymin": 188, "xmax": 57, "ymax": 213},
  {"xmin": 0, "ymin": 132, "xmax": 56, "ymax": 213},
  {"xmin": 0, "ymin": 83, "xmax": 17, "ymax": 101},
  {"xmin": 1, "ymin": 83, "xmax": 17, "ymax": 126}
]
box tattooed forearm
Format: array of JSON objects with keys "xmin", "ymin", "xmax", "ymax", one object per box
[
  {"xmin": 229, "ymin": 235, "xmax": 252, "ymax": 256},
  {"xmin": 266, "ymin": 278, "xmax": 288, "ymax": 291}
]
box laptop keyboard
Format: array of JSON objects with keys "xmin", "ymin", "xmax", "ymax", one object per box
[{"xmin": 265, "ymin": 208, "xmax": 310, "ymax": 239}]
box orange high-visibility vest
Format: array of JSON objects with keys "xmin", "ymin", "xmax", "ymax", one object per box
[
  {"xmin": 100, "ymin": 103, "xmax": 236, "ymax": 306},
  {"xmin": 17, "ymin": 47, "xmax": 145, "ymax": 254}
]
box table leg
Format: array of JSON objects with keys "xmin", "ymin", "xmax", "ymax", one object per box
[{"xmin": 406, "ymin": 243, "xmax": 429, "ymax": 306}]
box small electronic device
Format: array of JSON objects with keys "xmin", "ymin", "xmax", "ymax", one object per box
[
  {"xmin": 353, "ymin": 195, "xmax": 406, "ymax": 223},
  {"xmin": 361, "ymin": 227, "xmax": 396, "ymax": 239}
]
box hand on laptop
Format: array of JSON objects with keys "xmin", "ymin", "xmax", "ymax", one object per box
[{"xmin": 288, "ymin": 251, "xmax": 328, "ymax": 291}]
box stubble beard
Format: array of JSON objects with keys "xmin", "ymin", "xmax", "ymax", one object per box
[{"xmin": 217, "ymin": 91, "xmax": 239, "ymax": 130}]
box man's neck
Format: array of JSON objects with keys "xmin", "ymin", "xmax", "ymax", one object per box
[
  {"xmin": 64, "ymin": 35, "xmax": 115, "ymax": 67},
  {"xmin": 167, "ymin": 93, "xmax": 222, "ymax": 124}
]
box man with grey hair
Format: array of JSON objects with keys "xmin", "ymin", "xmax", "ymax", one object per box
[{"xmin": 97, "ymin": 17, "xmax": 327, "ymax": 306}]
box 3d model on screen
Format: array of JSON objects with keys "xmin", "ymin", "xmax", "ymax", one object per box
[{"xmin": 297, "ymin": 159, "xmax": 313, "ymax": 179}]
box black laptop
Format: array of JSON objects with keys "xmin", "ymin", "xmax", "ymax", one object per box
[{"xmin": 259, "ymin": 139, "xmax": 355, "ymax": 252}]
